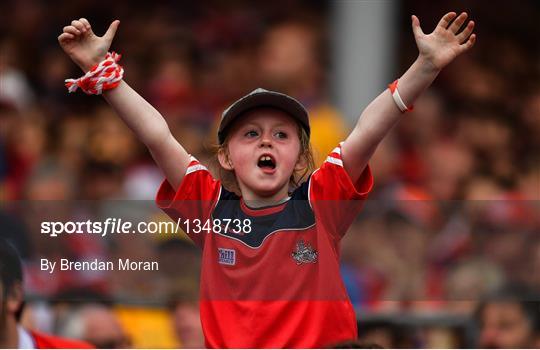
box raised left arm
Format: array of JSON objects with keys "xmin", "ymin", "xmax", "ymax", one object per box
[{"xmin": 342, "ymin": 12, "xmax": 476, "ymax": 183}]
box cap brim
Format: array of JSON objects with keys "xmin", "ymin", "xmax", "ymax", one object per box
[{"xmin": 218, "ymin": 91, "xmax": 309, "ymax": 144}]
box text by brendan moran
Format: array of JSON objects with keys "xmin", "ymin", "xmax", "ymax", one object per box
[{"xmin": 40, "ymin": 258, "xmax": 159, "ymax": 274}]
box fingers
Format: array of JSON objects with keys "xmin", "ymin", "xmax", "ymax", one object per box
[
  {"xmin": 60, "ymin": 18, "xmax": 94, "ymax": 43},
  {"xmin": 411, "ymin": 15, "xmax": 424, "ymax": 38},
  {"xmin": 63, "ymin": 25, "xmax": 81, "ymax": 36},
  {"xmin": 103, "ymin": 20, "xmax": 120, "ymax": 42},
  {"xmin": 58, "ymin": 32, "xmax": 74, "ymax": 43},
  {"xmin": 459, "ymin": 33, "xmax": 476, "ymax": 53},
  {"xmin": 456, "ymin": 20, "xmax": 475, "ymax": 43},
  {"xmin": 71, "ymin": 19, "xmax": 86, "ymax": 33},
  {"xmin": 449, "ymin": 12, "xmax": 468, "ymax": 33},
  {"xmin": 437, "ymin": 12, "xmax": 457, "ymax": 29},
  {"xmin": 78, "ymin": 18, "xmax": 91, "ymax": 31}
]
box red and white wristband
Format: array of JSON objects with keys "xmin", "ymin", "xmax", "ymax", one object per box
[
  {"xmin": 65, "ymin": 52, "xmax": 124, "ymax": 95},
  {"xmin": 388, "ymin": 79, "xmax": 413, "ymax": 113}
]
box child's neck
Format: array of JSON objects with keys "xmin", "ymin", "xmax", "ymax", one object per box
[
  {"xmin": 243, "ymin": 195, "xmax": 291, "ymax": 208},
  {"xmin": 240, "ymin": 186, "xmax": 290, "ymax": 208}
]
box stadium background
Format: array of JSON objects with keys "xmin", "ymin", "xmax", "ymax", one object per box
[{"xmin": 1, "ymin": 0, "xmax": 539, "ymax": 348}]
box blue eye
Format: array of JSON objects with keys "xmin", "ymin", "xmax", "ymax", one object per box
[
  {"xmin": 275, "ymin": 131, "xmax": 287, "ymax": 139},
  {"xmin": 245, "ymin": 130, "xmax": 258, "ymax": 138}
]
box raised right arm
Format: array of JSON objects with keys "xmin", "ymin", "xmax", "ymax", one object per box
[{"xmin": 58, "ymin": 18, "xmax": 190, "ymax": 189}]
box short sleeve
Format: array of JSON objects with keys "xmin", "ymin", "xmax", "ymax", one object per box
[
  {"xmin": 155, "ymin": 156, "xmax": 221, "ymax": 247},
  {"xmin": 309, "ymin": 143, "xmax": 374, "ymax": 240}
]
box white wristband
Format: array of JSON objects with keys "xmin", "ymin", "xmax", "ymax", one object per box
[
  {"xmin": 392, "ymin": 88, "xmax": 409, "ymax": 112},
  {"xmin": 388, "ymin": 79, "xmax": 413, "ymax": 113}
]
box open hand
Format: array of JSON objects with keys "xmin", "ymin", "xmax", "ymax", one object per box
[
  {"xmin": 412, "ymin": 12, "xmax": 476, "ymax": 71},
  {"xmin": 58, "ymin": 18, "xmax": 120, "ymax": 72}
]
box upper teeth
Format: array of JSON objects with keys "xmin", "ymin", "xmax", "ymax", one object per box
[{"xmin": 260, "ymin": 156, "xmax": 272, "ymax": 161}]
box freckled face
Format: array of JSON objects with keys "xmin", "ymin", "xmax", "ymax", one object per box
[{"xmin": 224, "ymin": 108, "xmax": 301, "ymax": 198}]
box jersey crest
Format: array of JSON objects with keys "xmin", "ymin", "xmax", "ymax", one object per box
[{"xmin": 291, "ymin": 239, "xmax": 318, "ymax": 264}]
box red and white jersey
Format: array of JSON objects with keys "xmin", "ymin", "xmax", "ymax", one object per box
[{"xmin": 156, "ymin": 143, "xmax": 373, "ymax": 348}]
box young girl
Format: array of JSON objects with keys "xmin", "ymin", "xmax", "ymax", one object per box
[{"xmin": 59, "ymin": 12, "xmax": 475, "ymax": 348}]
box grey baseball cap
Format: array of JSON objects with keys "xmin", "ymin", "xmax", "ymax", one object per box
[{"xmin": 218, "ymin": 88, "xmax": 310, "ymax": 144}]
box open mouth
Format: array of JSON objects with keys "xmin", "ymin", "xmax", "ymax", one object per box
[{"xmin": 257, "ymin": 155, "xmax": 276, "ymax": 170}]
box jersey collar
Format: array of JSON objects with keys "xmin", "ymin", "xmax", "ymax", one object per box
[{"xmin": 240, "ymin": 197, "xmax": 290, "ymax": 217}]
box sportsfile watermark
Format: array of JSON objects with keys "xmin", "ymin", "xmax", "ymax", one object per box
[
  {"xmin": 5, "ymin": 199, "xmax": 538, "ymax": 301},
  {"xmin": 41, "ymin": 217, "xmax": 253, "ymax": 237}
]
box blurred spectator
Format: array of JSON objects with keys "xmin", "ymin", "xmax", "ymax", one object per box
[
  {"xmin": 147, "ymin": 54, "xmax": 196, "ymax": 119},
  {"xmin": 257, "ymin": 20, "xmax": 348, "ymax": 163},
  {"xmin": 123, "ymin": 164, "xmax": 164, "ymax": 200},
  {"xmin": 159, "ymin": 239, "xmax": 203, "ymax": 348},
  {"xmin": 23, "ymin": 159, "xmax": 76, "ymax": 201},
  {"xmin": 168, "ymin": 287, "xmax": 204, "ymax": 349},
  {"xmin": 57, "ymin": 303, "xmax": 131, "ymax": 348},
  {"xmin": 0, "ymin": 40, "xmax": 35, "ymax": 111},
  {"xmin": 475, "ymin": 285, "xmax": 540, "ymax": 348},
  {"xmin": 80, "ymin": 160, "xmax": 124, "ymax": 200},
  {"xmin": 86, "ymin": 107, "xmax": 140, "ymax": 168},
  {"xmin": 3, "ymin": 113, "xmax": 48, "ymax": 200},
  {"xmin": 357, "ymin": 320, "xmax": 411, "ymax": 348},
  {"xmin": 444, "ymin": 259, "xmax": 505, "ymax": 315},
  {"xmin": 0, "ymin": 238, "xmax": 93, "ymax": 348}
]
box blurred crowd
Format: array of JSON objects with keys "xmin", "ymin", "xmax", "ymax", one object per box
[{"xmin": 1, "ymin": 0, "xmax": 539, "ymax": 348}]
